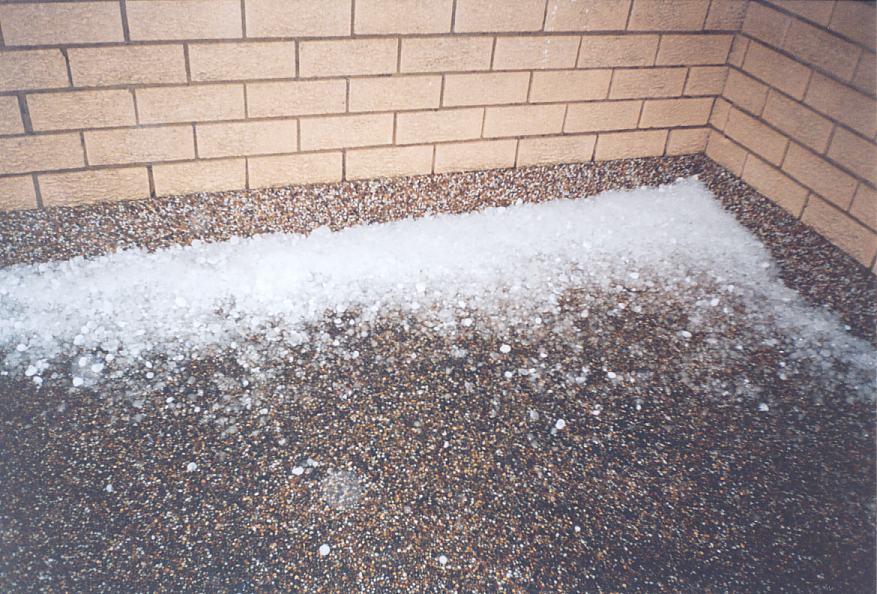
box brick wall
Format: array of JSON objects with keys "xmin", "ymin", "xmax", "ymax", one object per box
[{"xmin": 707, "ymin": 0, "xmax": 877, "ymax": 269}]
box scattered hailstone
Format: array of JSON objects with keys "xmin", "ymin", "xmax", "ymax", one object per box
[
  {"xmin": 438, "ymin": 555, "xmax": 448, "ymax": 566},
  {"xmin": 499, "ymin": 344, "xmax": 511, "ymax": 354},
  {"xmin": 555, "ymin": 419, "xmax": 566, "ymax": 430},
  {"xmin": 104, "ymin": 483, "xmax": 113, "ymax": 493},
  {"xmin": 318, "ymin": 544, "xmax": 331, "ymax": 557},
  {"xmin": 679, "ymin": 330, "xmax": 693, "ymax": 339},
  {"xmin": 606, "ymin": 371, "xmax": 617, "ymax": 380},
  {"xmin": 292, "ymin": 466, "xmax": 305, "ymax": 476},
  {"xmin": 24, "ymin": 365, "xmax": 37, "ymax": 377},
  {"xmin": 186, "ymin": 462, "xmax": 198, "ymax": 472},
  {"xmin": 72, "ymin": 377, "xmax": 84, "ymax": 387},
  {"xmin": 758, "ymin": 403, "xmax": 770, "ymax": 412},
  {"xmin": 461, "ymin": 317, "xmax": 473, "ymax": 327}
]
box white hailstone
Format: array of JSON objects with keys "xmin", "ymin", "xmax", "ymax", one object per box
[
  {"xmin": 105, "ymin": 483, "xmax": 113, "ymax": 493},
  {"xmin": 574, "ymin": 525, "xmax": 581, "ymax": 533},
  {"xmin": 72, "ymin": 377, "xmax": 84, "ymax": 387},
  {"xmin": 90, "ymin": 363, "xmax": 104, "ymax": 374},
  {"xmin": 758, "ymin": 403, "xmax": 769, "ymax": 412},
  {"xmin": 16, "ymin": 344, "xmax": 27, "ymax": 352},
  {"xmin": 32, "ymin": 376, "xmax": 43, "ymax": 386},
  {"xmin": 292, "ymin": 466, "xmax": 305, "ymax": 476},
  {"xmin": 186, "ymin": 462, "xmax": 198, "ymax": 472},
  {"xmin": 528, "ymin": 409, "xmax": 539, "ymax": 422},
  {"xmin": 499, "ymin": 344, "xmax": 511, "ymax": 354},
  {"xmin": 461, "ymin": 317, "xmax": 473, "ymax": 327},
  {"xmin": 555, "ymin": 419, "xmax": 566, "ymax": 430},
  {"xmin": 259, "ymin": 407, "xmax": 269, "ymax": 415},
  {"xmin": 580, "ymin": 309, "xmax": 589, "ymax": 318},
  {"xmin": 503, "ymin": 371, "xmax": 513, "ymax": 379},
  {"xmin": 710, "ymin": 298, "xmax": 720, "ymax": 307},
  {"xmin": 24, "ymin": 365, "xmax": 37, "ymax": 377},
  {"xmin": 319, "ymin": 544, "xmax": 331, "ymax": 556},
  {"xmin": 680, "ymin": 330, "xmax": 692, "ymax": 338},
  {"xmin": 606, "ymin": 371, "xmax": 617, "ymax": 379},
  {"xmin": 438, "ymin": 555, "xmax": 448, "ymax": 566}
]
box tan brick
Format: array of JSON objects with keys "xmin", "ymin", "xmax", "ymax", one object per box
[
  {"xmin": 197, "ymin": 120, "xmax": 297, "ymax": 158},
  {"xmin": 782, "ymin": 143, "xmax": 858, "ymax": 208},
  {"xmin": 396, "ymin": 108, "xmax": 484, "ymax": 144},
  {"xmin": 577, "ymin": 35, "xmax": 659, "ymax": 68},
  {"xmin": 434, "ymin": 139, "xmax": 517, "ymax": 172},
  {"xmin": 248, "ymin": 152, "xmax": 343, "ymax": 188},
  {"xmin": 802, "ymin": 194, "xmax": 877, "ymax": 265},
  {"xmin": 666, "ymin": 127, "xmax": 709, "ymax": 155},
  {"xmin": 0, "ymin": 176, "xmax": 37, "ymax": 210},
  {"xmin": 493, "ymin": 36, "xmax": 581, "ymax": 70},
  {"xmin": 136, "ymin": 85, "xmax": 244, "ymax": 125},
  {"xmin": 741, "ymin": 154, "xmax": 808, "ymax": 216},
  {"xmin": 189, "ymin": 42, "xmax": 295, "ymax": 82},
  {"xmin": 27, "ymin": 90, "xmax": 135, "ymax": 132},
  {"xmin": 704, "ymin": 0, "xmax": 749, "ymax": 30},
  {"xmin": 762, "ymin": 91, "xmax": 833, "ymax": 153},
  {"xmin": 852, "ymin": 51, "xmax": 876, "ymax": 95},
  {"xmin": 349, "ymin": 76, "xmax": 441, "ymax": 112},
  {"xmin": 804, "ymin": 73, "xmax": 877, "ymax": 138},
  {"xmin": 246, "ymin": 0, "xmax": 351, "ymax": 37},
  {"xmin": 0, "ymin": 97, "xmax": 24, "ymax": 136},
  {"xmin": 246, "ymin": 80, "xmax": 347, "ymax": 118},
  {"xmin": 609, "ymin": 68, "xmax": 687, "ymax": 99},
  {"xmin": 724, "ymin": 107, "xmax": 787, "ymax": 165},
  {"xmin": 530, "ymin": 70, "xmax": 611, "ymax": 103},
  {"xmin": 829, "ymin": 1, "xmax": 877, "ymax": 51},
  {"xmin": 0, "ymin": 50, "xmax": 69, "ymax": 93},
  {"xmin": 483, "ymin": 104, "xmax": 566, "ymax": 137},
  {"xmin": 564, "ymin": 100, "xmax": 642, "ymax": 132},
  {"xmin": 595, "ymin": 129, "xmax": 667, "ymax": 160},
  {"xmin": 684, "ymin": 66, "xmax": 727, "ymax": 95},
  {"xmin": 544, "ymin": 0, "xmax": 630, "ymax": 31},
  {"xmin": 454, "ymin": 0, "xmax": 546, "ymax": 32},
  {"xmin": 639, "ymin": 97, "xmax": 713, "ymax": 128},
  {"xmin": 850, "ymin": 184, "xmax": 877, "ymax": 228},
  {"xmin": 346, "ymin": 145, "xmax": 434, "ymax": 179},
  {"xmin": 152, "ymin": 158, "xmax": 246, "ymax": 196},
  {"xmin": 627, "ymin": 0, "xmax": 710, "ymax": 31},
  {"xmin": 722, "ymin": 69, "xmax": 769, "ymax": 115},
  {"xmin": 69, "ymin": 45, "xmax": 186, "ymax": 87},
  {"xmin": 709, "ymin": 97, "xmax": 732, "ymax": 130},
  {"xmin": 768, "ymin": 0, "xmax": 834, "ymax": 26},
  {"xmin": 727, "ymin": 34, "xmax": 748, "ymax": 67},
  {"xmin": 742, "ymin": 42, "xmax": 811, "ymax": 100},
  {"xmin": 705, "ymin": 130, "xmax": 748, "ymax": 175},
  {"xmin": 827, "ymin": 128, "xmax": 877, "ymax": 186},
  {"xmin": 0, "ymin": 133, "xmax": 84, "ymax": 175},
  {"xmin": 443, "ymin": 72, "xmax": 530, "ymax": 106},
  {"xmin": 39, "ymin": 167, "xmax": 150, "ymax": 207},
  {"xmin": 300, "ymin": 39, "xmax": 397, "ymax": 78},
  {"xmin": 85, "ymin": 126, "xmax": 194, "ymax": 166},
  {"xmin": 127, "ymin": 0, "xmax": 241, "ymax": 40},
  {"xmin": 656, "ymin": 34, "xmax": 733, "ymax": 65},
  {"xmin": 400, "ymin": 37, "xmax": 494, "ymax": 73},
  {"xmin": 355, "ymin": 0, "xmax": 452, "ymax": 34},
  {"xmin": 741, "ymin": 2, "xmax": 791, "ymax": 47},
  {"xmin": 517, "ymin": 134, "xmax": 596, "ymax": 166},
  {"xmin": 0, "ymin": 2, "xmax": 122, "ymax": 46},
  {"xmin": 300, "ymin": 114, "xmax": 393, "ymax": 151},
  {"xmin": 783, "ymin": 20, "xmax": 861, "ymax": 81}
]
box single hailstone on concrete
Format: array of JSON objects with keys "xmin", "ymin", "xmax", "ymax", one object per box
[
  {"xmin": 606, "ymin": 371, "xmax": 617, "ymax": 379},
  {"xmin": 186, "ymin": 462, "xmax": 198, "ymax": 472},
  {"xmin": 758, "ymin": 403, "xmax": 770, "ymax": 412},
  {"xmin": 72, "ymin": 377, "xmax": 84, "ymax": 387},
  {"xmin": 321, "ymin": 469, "xmax": 363, "ymax": 510},
  {"xmin": 291, "ymin": 466, "xmax": 304, "ymax": 476},
  {"xmin": 499, "ymin": 344, "xmax": 511, "ymax": 354},
  {"xmin": 104, "ymin": 483, "xmax": 113, "ymax": 493},
  {"xmin": 555, "ymin": 419, "xmax": 566, "ymax": 430},
  {"xmin": 319, "ymin": 544, "xmax": 330, "ymax": 556},
  {"xmin": 438, "ymin": 555, "xmax": 448, "ymax": 566}
]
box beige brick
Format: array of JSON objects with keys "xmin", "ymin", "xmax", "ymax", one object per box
[
  {"xmin": 850, "ymin": 184, "xmax": 877, "ymax": 228},
  {"xmin": 246, "ymin": 80, "xmax": 346, "ymax": 118},
  {"xmin": 577, "ymin": 35, "xmax": 659, "ymax": 68},
  {"xmin": 762, "ymin": 91, "xmax": 833, "ymax": 153},
  {"xmin": 248, "ymin": 152, "xmax": 343, "ymax": 188},
  {"xmin": 804, "ymin": 73, "xmax": 877, "ymax": 138},
  {"xmin": 639, "ymin": 97, "xmax": 713, "ymax": 128},
  {"xmin": 742, "ymin": 42, "xmax": 811, "ymax": 100},
  {"xmin": 768, "ymin": 0, "xmax": 834, "ymax": 26},
  {"xmin": 802, "ymin": 195, "xmax": 877, "ymax": 265},
  {"xmin": 152, "ymin": 158, "xmax": 246, "ymax": 196},
  {"xmin": 852, "ymin": 51, "xmax": 876, "ymax": 95},
  {"xmin": 704, "ymin": 0, "xmax": 749, "ymax": 30},
  {"xmin": 666, "ymin": 127, "xmax": 709, "ymax": 155},
  {"xmin": 493, "ymin": 36, "xmax": 581, "ymax": 70},
  {"xmin": 483, "ymin": 104, "xmax": 566, "ymax": 137},
  {"xmin": 727, "ymin": 34, "xmax": 748, "ymax": 67},
  {"xmin": 396, "ymin": 108, "xmax": 483, "ymax": 144},
  {"xmin": 564, "ymin": 100, "xmax": 642, "ymax": 132},
  {"xmin": 724, "ymin": 107, "xmax": 787, "ymax": 165},
  {"xmin": 0, "ymin": 50, "xmax": 69, "ymax": 93},
  {"xmin": 454, "ymin": 0, "xmax": 546, "ymax": 32},
  {"xmin": 783, "ymin": 19, "xmax": 861, "ymax": 81},
  {"xmin": 136, "ymin": 85, "xmax": 244, "ymax": 125},
  {"xmin": 189, "ymin": 42, "xmax": 295, "ymax": 82},
  {"xmin": 828, "ymin": 128, "xmax": 877, "ymax": 186},
  {"xmin": 346, "ymin": 145, "xmax": 434, "ymax": 179},
  {"xmin": 517, "ymin": 134, "xmax": 596, "ymax": 166},
  {"xmin": 39, "ymin": 167, "xmax": 150, "ymax": 207},
  {"xmin": 829, "ymin": 1, "xmax": 877, "ymax": 51},
  {"xmin": 0, "ymin": 2, "xmax": 122, "ymax": 46},
  {"xmin": 127, "ymin": 0, "xmax": 241, "ymax": 40},
  {"xmin": 722, "ymin": 69, "xmax": 769, "ymax": 115},
  {"xmin": 741, "ymin": 2, "xmax": 791, "ymax": 47},
  {"xmin": 609, "ymin": 68, "xmax": 687, "ymax": 99},
  {"xmin": 0, "ymin": 176, "xmax": 37, "ymax": 210},
  {"xmin": 705, "ymin": 130, "xmax": 748, "ymax": 175},
  {"xmin": 684, "ymin": 66, "xmax": 727, "ymax": 95},
  {"xmin": 300, "ymin": 39, "xmax": 397, "ymax": 78},
  {"xmin": 27, "ymin": 90, "xmax": 135, "ymax": 132},
  {"xmin": 709, "ymin": 97, "xmax": 732, "ymax": 130},
  {"xmin": 85, "ymin": 126, "xmax": 194, "ymax": 166},
  {"xmin": 400, "ymin": 37, "xmax": 494, "ymax": 73},
  {"xmin": 544, "ymin": 0, "xmax": 630, "ymax": 31},
  {"xmin": 741, "ymin": 154, "xmax": 808, "ymax": 216},
  {"xmin": 627, "ymin": 0, "xmax": 710, "ymax": 31},
  {"xmin": 656, "ymin": 34, "xmax": 733, "ymax": 65},
  {"xmin": 69, "ymin": 45, "xmax": 187, "ymax": 87},
  {"xmin": 782, "ymin": 143, "xmax": 858, "ymax": 208},
  {"xmin": 443, "ymin": 72, "xmax": 530, "ymax": 106},
  {"xmin": 0, "ymin": 133, "xmax": 84, "ymax": 175},
  {"xmin": 300, "ymin": 114, "xmax": 393, "ymax": 151},
  {"xmin": 355, "ymin": 0, "xmax": 452, "ymax": 34},
  {"xmin": 434, "ymin": 139, "xmax": 517, "ymax": 172},
  {"xmin": 530, "ymin": 70, "xmax": 611, "ymax": 103},
  {"xmin": 349, "ymin": 76, "xmax": 441, "ymax": 112},
  {"xmin": 595, "ymin": 129, "xmax": 667, "ymax": 160},
  {"xmin": 0, "ymin": 97, "xmax": 24, "ymax": 136},
  {"xmin": 197, "ymin": 120, "xmax": 297, "ymax": 158},
  {"xmin": 246, "ymin": 0, "xmax": 351, "ymax": 37}
]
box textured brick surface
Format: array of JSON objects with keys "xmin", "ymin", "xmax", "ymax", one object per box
[
  {"xmin": 529, "ymin": 70, "xmax": 611, "ymax": 103},
  {"xmin": 300, "ymin": 114, "xmax": 393, "ymax": 151},
  {"xmin": 400, "ymin": 37, "xmax": 494, "ymax": 73},
  {"xmin": 69, "ymin": 46, "xmax": 187, "ymax": 87},
  {"xmin": 346, "ymin": 145, "xmax": 434, "ymax": 179},
  {"xmin": 761, "ymin": 91, "xmax": 833, "ymax": 153},
  {"xmin": 724, "ymin": 107, "xmax": 788, "ymax": 165},
  {"xmin": 543, "ymin": 0, "xmax": 631, "ymax": 31},
  {"xmin": 827, "ymin": 128, "xmax": 877, "ymax": 186},
  {"xmin": 39, "ymin": 167, "xmax": 150, "ymax": 207},
  {"xmin": 741, "ymin": 154, "xmax": 808, "ymax": 216},
  {"xmin": 609, "ymin": 68, "xmax": 687, "ymax": 99},
  {"xmin": 454, "ymin": 0, "xmax": 546, "ymax": 32},
  {"xmin": 577, "ymin": 35, "xmax": 659, "ymax": 68},
  {"xmin": 197, "ymin": 120, "xmax": 297, "ymax": 158},
  {"xmin": 152, "ymin": 159, "xmax": 246, "ymax": 196},
  {"xmin": 246, "ymin": 0, "xmax": 350, "ymax": 38},
  {"xmin": 349, "ymin": 76, "xmax": 442, "ymax": 112},
  {"xmin": 656, "ymin": 35, "xmax": 733, "ymax": 65},
  {"xmin": 768, "ymin": 0, "xmax": 834, "ymax": 26},
  {"xmin": 850, "ymin": 184, "xmax": 877, "ymax": 228},
  {"xmin": 666, "ymin": 127, "xmax": 710, "ymax": 155},
  {"xmin": 248, "ymin": 152, "xmax": 343, "ymax": 188},
  {"xmin": 564, "ymin": 101, "xmax": 642, "ymax": 132},
  {"xmin": 127, "ymin": 0, "xmax": 242, "ymax": 41},
  {"xmin": 27, "ymin": 90, "xmax": 136, "ymax": 132},
  {"xmin": 722, "ymin": 69, "xmax": 769, "ymax": 115},
  {"xmin": 0, "ymin": 97, "xmax": 24, "ymax": 136},
  {"xmin": 851, "ymin": 51, "xmax": 876, "ymax": 95},
  {"xmin": 442, "ymin": 72, "xmax": 530, "ymax": 106},
  {"xmin": 517, "ymin": 134, "xmax": 596, "ymax": 166},
  {"xmin": 639, "ymin": 98, "xmax": 713, "ymax": 128},
  {"xmin": 0, "ymin": 176, "xmax": 37, "ymax": 210},
  {"xmin": 0, "ymin": 133, "xmax": 84, "ymax": 175},
  {"xmin": 783, "ymin": 19, "xmax": 861, "ymax": 81},
  {"xmin": 0, "ymin": 50, "xmax": 70, "ymax": 93},
  {"xmin": 246, "ymin": 80, "xmax": 347, "ymax": 118},
  {"xmin": 0, "ymin": 2, "xmax": 123, "ymax": 46},
  {"xmin": 802, "ymin": 195, "xmax": 877, "ymax": 266},
  {"xmin": 705, "ymin": 130, "xmax": 747, "ymax": 175},
  {"xmin": 709, "ymin": 97, "xmax": 732, "ymax": 130},
  {"xmin": 493, "ymin": 36, "xmax": 581, "ymax": 70},
  {"xmin": 829, "ymin": 1, "xmax": 877, "ymax": 51},
  {"xmin": 85, "ymin": 126, "xmax": 194, "ymax": 166},
  {"xmin": 483, "ymin": 104, "xmax": 566, "ymax": 137},
  {"xmin": 684, "ymin": 66, "xmax": 728, "ymax": 96},
  {"xmin": 355, "ymin": 0, "xmax": 453, "ymax": 34},
  {"xmin": 396, "ymin": 108, "xmax": 484, "ymax": 144},
  {"xmin": 136, "ymin": 85, "xmax": 245, "ymax": 125},
  {"xmin": 742, "ymin": 42, "xmax": 812, "ymax": 101},
  {"xmin": 704, "ymin": 0, "xmax": 749, "ymax": 30},
  {"xmin": 595, "ymin": 129, "xmax": 668, "ymax": 160},
  {"xmin": 434, "ymin": 139, "xmax": 517, "ymax": 172},
  {"xmin": 742, "ymin": 2, "xmax": 791, "ymax": 47},
  {"xmin": 189, "ymin": 42, "xmax": 295, "ymax": 82},
  {"xmin": 300, "ymin": 39, "xmax": 398, "ymax": 78},
  {"xmin": 627, "ymin": 0, "xmax": 710, "ymax": 31},
  {"xmin": 782, "ymin": 143, "xmax": 858, "ymax": 209},
  {"xmin": 804, "ymin": 73, "xmax": 877, "ymax": 138}
]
